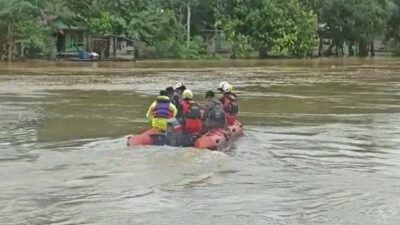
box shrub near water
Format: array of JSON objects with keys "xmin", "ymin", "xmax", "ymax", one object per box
[{"xmin": 179, "ymin": 36, "xmax": 210, "ymax": 60}]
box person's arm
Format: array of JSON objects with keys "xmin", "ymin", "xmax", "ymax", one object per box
[
  {"xmin": 146, "ymin": 101, "xmax": 156, "ymax": 120},
  {"xmin": 219, "ymin": 96, "xmax": 225, "ymax": 104},
  {"xmin": 170, "ymin": 103, "xmax": 178, "ymax": 117},
  {"xmin": 174, "ymin": 95, "xmax": 180, "ymax": 105},
  {"xmin": 176, "ymin": 102, "xmax": 183, "ymax": 118},
  {"xmin": 202, "ymin": 104, "xmax": 209, "ymax": 121},
  {"xmin": 202, "ymin": 102, "xmax": 214, "ymax": 121}
]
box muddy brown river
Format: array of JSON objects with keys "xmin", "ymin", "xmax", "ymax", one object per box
[{"xmin": 0, "ymin": 59, "xmax": 400, "ymax": 225}]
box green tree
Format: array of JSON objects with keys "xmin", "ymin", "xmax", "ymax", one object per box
[
  {"xmin": 304, "ymin": 0, "xmax": 394, "ymax": 57},
  {"xmin": 216, "ymin": 0, "xmax": 317, "ymax": 58},
  {"xmin": 0, "ymin": 0, "xmax": 47, "ymax": 60},
  {"xmin": 90, "ymin": 0, "xmax": 185, "ymax": 57},
  {"xmin": 0, "ymin": 0, "xmax": 83, "ymax": 60},
  {"xmin": 87, "ymin": 12, "xmax": 114, "ymax": 35}
]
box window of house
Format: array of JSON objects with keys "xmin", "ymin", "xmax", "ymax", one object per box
[{"xmin": 72, "ymin": 32, "xmax": 84, "ymax": 47}]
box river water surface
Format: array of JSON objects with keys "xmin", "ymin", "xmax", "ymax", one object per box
[{"xmin": 0, "ymin": 59, "xmax": 400, "ymax": 225}]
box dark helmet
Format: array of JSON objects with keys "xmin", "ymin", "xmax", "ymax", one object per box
[
  {"xmin": 205, "ymin": 90, "xmax": 215, "ymax": 99},
  {"xmin": 159, "ymin": 90, "xmax": 168, "ymax": 96},
  {"xmin": 165, "ymin": 87, "xmax": 174, "ymax": 95}
]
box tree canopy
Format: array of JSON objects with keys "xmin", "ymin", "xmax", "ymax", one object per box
[{"xmin": 1, "ymin": 0, "xmax": 400, "ymax": 60}]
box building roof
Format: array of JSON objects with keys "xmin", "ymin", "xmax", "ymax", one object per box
[{"xmin": 53, "ymin": 19, "xmax": 86, "ymax": 31}]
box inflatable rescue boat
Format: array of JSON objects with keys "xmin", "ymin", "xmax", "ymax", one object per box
[{"xmin": 127, "ymin": 119, "xmax": 243, "ymax": 150}]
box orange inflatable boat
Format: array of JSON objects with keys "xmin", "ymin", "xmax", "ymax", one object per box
[{"xmin": 127, "ymin": 119, "xmax": 243, "ymax": 150}]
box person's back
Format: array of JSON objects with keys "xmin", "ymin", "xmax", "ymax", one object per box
[
  {"xmin": 174, "ymin": 93, "xmax": 183, "ymax": 116},
  {"xmin": 220, "ymin": 84, "xmax": 238, "ymax": 125},
  {"xmin": 165, "ymin": 86, "xmax": 177, "ymax": 106},
  {"xmin": 170, "ymin": 83, "xmax": 186, "ymax": 117},
  {"xmin": 202, "ymin": 91, "xmax": 226, "ymax": 133},
  {"xmin": 180, "ymin": 90, "xmax": 202, "ymax": 134},
  {"xmin": 146, "ymin": 91, "xmax": 177, "ymax": 131},
  {"xmin": 222, "ymin": 93, "xmax": 238, "ymax": 115}
]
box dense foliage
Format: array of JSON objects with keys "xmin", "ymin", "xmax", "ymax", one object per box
[{"xmin": 1, "ymin": 0, "xmax": 400, "ymax": 59}]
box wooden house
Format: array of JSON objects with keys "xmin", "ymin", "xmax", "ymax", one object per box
[
  {"xmin": 89, "ymin": 35, "xmax": 136, "ymax": 60},
  {"xmin": 52, "ymin": 19, "xmax": 88, "ymax": 58}
]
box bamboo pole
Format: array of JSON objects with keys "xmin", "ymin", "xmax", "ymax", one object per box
[
  {"xmin": 186, "ymin": 2, "xmax": 191, "ymax": 48},
  {"xmin": 7, "ymin": 24, "xmax": 12, "ymax": 60}
]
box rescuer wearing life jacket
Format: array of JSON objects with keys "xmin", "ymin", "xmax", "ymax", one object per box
[
  {"xmin": 179, "ymin": 89, "xmax": 202, "ymax": 134},
  {"xmin": 175, "ymin": 82, "xmax": 186, "ymax": 95},
  {"xmin": 217, "ymin": 81, "xmax": 229, "ymax": 93},
  {"xmin": 217, "ymin": 81, "xmax": 238, "ymax": 101},
  {"xmin": 173, "ymin": 82, "xmax": 187, "ymax": 116},
  {"xmin": 146, "ymin": 90, "xmax": 177, "ymax": 131},
  {"xmin": 220, "ymin": 84, "xmax": 239, "ymax": 126},
  {"xmin": 165, "ymin": 86, "xmax": 178, "ymax": 107},
  {"xmin": 200, "ymin": 91, "xmax": 226, "ymax": 134}
]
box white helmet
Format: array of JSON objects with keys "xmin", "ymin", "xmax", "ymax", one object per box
[
  {"xmin": 175, "ymin": 82, "xmax": 183, "ymax": 89},
  {"xmin": 223, "ymin": 84, "xmax": 233, "ymax": 93},
  {"xmin": 218, "ymin": 81, "xmax": 229, "ymax": 90},
  {"xmin": 182, "ymin": 89, "xmax": 193, "ymax": 99}
]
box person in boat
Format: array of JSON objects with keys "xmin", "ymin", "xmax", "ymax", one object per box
[
  {"xmin": 175, "ymin": 82, "xmax": 187, "ymax": 96},
  {"xmin": 173, "ymin": 82, "xmax": 187, "ymax": 118},
  {"xmin": 177, "ymin": 89, "xmax": 203, "ymax": 146},
  {"xmin": 217, "ymin": 81, "xmax": 229, "ymax": 93},
  {"xmin": 166, "ymin": 86, "xmax": 178, "ymax": 107},
  {"xmin": 220, "ymin": 83, "xmax": 239, "ymax": 126},
  {"xmin": 146, "ymin": 90, "xmax": 177, "ymax": 132},
  {"xmin": 217, "ymin": 81, "xmax": 238, "ymax": 97},
  {"xmin": 180, "ymin": 89, "xmax": 202, "ymax": 134},
  {"xmin": 200, "ymin": 91, "xmax": 226, "ymax": 134}
]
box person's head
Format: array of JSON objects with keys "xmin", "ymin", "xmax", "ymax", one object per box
[
  {"xmin": 175, "ymin": 82, "xmax": 186, "ymax": 93},
  {"xmin": 159, "ymin": 90, "xmax": 168, "ymax": 97},
  {"xmin": 166, "ymin": 87, "xmax": 174, "ymax": 95},
  {"xmin": 182, "ymin": 89, "xmax": 193, "ymax": 100},
  {"xmin": 223, "ymin": 84, "xmax": 233, "ymax": 93},
  {"xmin": 205, "ymin": 90, "xmax": 215, "ymax": 100},
  {"xmin": 217, "ymin": 81, "xmax": 229, "ymax": 92}
]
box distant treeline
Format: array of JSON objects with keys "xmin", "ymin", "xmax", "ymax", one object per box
[{"xmin": 1, "ymin": 0, "xmax": 400, "ymax": 60}]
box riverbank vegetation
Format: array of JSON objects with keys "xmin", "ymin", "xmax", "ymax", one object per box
[{"xmin": 1, "ymin": 0, "xmax": 400, "ymax": 60}]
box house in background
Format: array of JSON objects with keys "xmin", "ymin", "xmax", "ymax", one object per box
[
  {"xmin": 52, "ymin": 19, "xmax": 138, "ymax": 61},
  {"xmin": 89, "ymin": 35, "xmax": 136, "ymax": 60},
  {"xmin": 52, "ymin": 19, "xmax": 88, "ymax": 58},
  {"xmin": 200, "ymin": 29, "xmax": 232, "ymax": 57}
]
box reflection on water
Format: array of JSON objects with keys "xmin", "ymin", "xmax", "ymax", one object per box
[{"xmin": 1, "ymin": 59, "xmax": 400, "ymax": 225}]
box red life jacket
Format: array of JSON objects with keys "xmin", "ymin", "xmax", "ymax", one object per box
[
  {"xmin": 181, "ymin": 100, "xmax": 190, "ymax": 115},
  {"xmin": 180, "ymin": 100, "xmax": 202, "ymax": 134}
]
